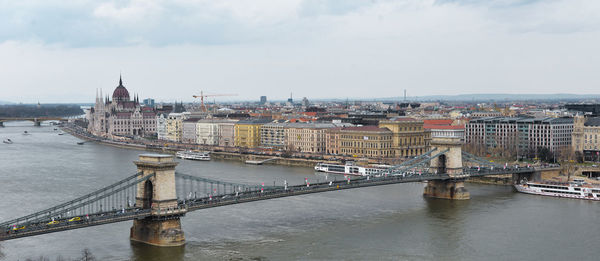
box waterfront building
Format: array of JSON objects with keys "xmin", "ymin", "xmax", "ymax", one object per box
[
  {"xmin": 163, "ymin": 112, "xmax": 189, "ymax": 142},
  {"xmin": 465, "ymin": 117, "xmax": 573, "ymax": 155},
  {"xmin": 195, "ymin": 119, "xmax": 236, "ymax": 146},
  {"xmin": 572, "ymin": 115, "xmax": 600, "ymax": 161},
  {"xmin": 325, "ymin": 127, "xmax": 342, "ymax": 155},
  {"xmin": 339, "ymin": 126, "xmax": 393, "ymax": 158},
  {"xmin": 88, "ymin": 76, "xmax": 157, "ymax": 138},
  {"xmin": 234, "ymin": 119, "xmax": 272, "ymax": 148},
  {"xmin": 182, "ymin": 119, "xmax": 200, "ymax": 144},
  {"xmin": 284, "ymin": 123, "xmax": 348, "ymax": 153},
  {"xmin": 156, "ymin": 113, "xmax": 168, "ymax": 140},
  {"xmin": 260, "ymin": 122, "xmax": 286, "ymax": 148},
  {"xmin": 218, "ymin": 120, "xmax": 237, "ymax": 147},
  {"xmin": 378, "ymin": 117, "xmax": 430, "ymax": 157}
]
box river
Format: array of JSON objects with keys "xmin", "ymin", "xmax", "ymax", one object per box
[{"xmin": 1, "ymin": 122, "xmax": 599, "ymax": 260}]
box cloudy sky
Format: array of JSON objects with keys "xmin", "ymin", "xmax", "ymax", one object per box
[{"xmin": 1, "ymin": 0, "xmax": 599, "ymax": 103}]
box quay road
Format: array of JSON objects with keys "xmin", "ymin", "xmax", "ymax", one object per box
[{"xmin": 1, "ymin": 165, "xmax": 535, "ymax": 242}]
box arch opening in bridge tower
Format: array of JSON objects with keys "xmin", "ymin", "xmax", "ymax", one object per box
[
  {"xmin": 143, "ymin": 180, "xmax": 153, "ymax": 209},
  {"xmin": 438, "ymin": 154, "xmax": 447, "ymax": 174}
]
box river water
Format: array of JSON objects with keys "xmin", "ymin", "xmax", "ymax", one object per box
[{"xmin": 0, "ymin": 122, "xmax": 599, "ymax": 261}]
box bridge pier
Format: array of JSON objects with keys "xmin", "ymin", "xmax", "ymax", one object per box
[
  {"xmin": 424, "ymin": 137, "xmax": 470, "ymax": 200},
  {"xmin": 0, "ymin": 121, "xmax": 3, "ymax": 127},
  {"xmin": 33, "ymin": 119, "xmax": 41, "ymax": 126},
  {"xmin": 423, "ymin": 180, "xmax": 470, "ymax": 200},
  {"xmin": 130, "ymin": 154, "xmax": 185, "ymax": 247}
]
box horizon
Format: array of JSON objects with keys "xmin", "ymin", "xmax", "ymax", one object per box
[{"xmin": 3, "ymin": 92, "xmax": 600, "ymax": 105}]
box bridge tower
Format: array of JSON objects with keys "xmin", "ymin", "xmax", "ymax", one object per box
[
  {"xmin": 423, "ymin": 137, "xmax": 470, "ymax": 200},
  {"xmin": 130, "ymin": 154, "xmax": 186, "ymax": 247}
]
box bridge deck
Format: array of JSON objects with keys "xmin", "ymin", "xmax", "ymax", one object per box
[{"xmin": 1, "ymin": 166, "xmax": 535, "ymax": 242}]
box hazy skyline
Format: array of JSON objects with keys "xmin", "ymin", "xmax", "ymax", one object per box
[{"xmin": 1, "ymin": 0, "xmax": 599, "ymax": 103}]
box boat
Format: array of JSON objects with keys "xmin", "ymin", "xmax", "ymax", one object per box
[
  {"xmin": 514, "ymin": 179, "xmax": 600, "ymax": 201},
  {"xmin": 176, "ymin": 150, "xmax": 211, "ymax": 161},
  {"xmin": 3, "ymin": 139, "xmax": 13, "ymax": 144},
  {"xmin": 77, "ymin": 142, "xmax": 85, "ymax": 145},
  {"xmin": 22, "ymin": 131, "xmax": 30, "ymax": 135},
  {"xmin": 314, "ymin": 161, "xmax": 391, "ymax": 176},
  {"xmin": 58, "ymin": 132, "xmax": 65, "ymax": 135}
]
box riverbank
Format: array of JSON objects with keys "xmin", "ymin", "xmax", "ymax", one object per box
[{"xmin": 60, "ymin": 124, "xmax": 320, "ymax": 168}]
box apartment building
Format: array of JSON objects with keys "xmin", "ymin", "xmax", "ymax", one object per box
[
  {"xmin": 234, "ymin": 119, "xmax": 272, "ymax": 148},
  {"xmin": 339, "ymin": 126, "xmax": 393, "ymax": 158}
]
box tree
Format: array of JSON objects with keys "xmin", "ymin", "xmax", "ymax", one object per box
[
  {"xmin": 80, "ymin": 248, "xmax": 96, "ymax": 261},
  {"xmin": 537, "ymin": 147, "xmax": 555, "ymax": 163}
]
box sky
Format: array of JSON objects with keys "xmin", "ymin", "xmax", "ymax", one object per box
[{"xmin": 0, "ymin": 0, "xmax": 599, "ymax": 103}]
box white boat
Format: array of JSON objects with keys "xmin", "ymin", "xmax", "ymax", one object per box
[
  {"xmin": 3, "ymin": 139, "xmax": 13, "ymax": 144},
  {"xmin": 176, "ymin": 150, "xmax": 211, "ymax": 161},
  {"xmin": 514, "ymin": 180, "xmax": 600, "ymax": 201},
  {"xmin": 314, "ymin": 161, "xmax": 391, "ymax": 176}
]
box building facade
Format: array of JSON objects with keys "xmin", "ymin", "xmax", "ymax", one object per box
[
  {"xmin": 466, "ymin": 117, "xmax": 573, "ymax": 155},
  {"xmin": 218, "ymin": 120, "xmax": 237, "ymax": 147},
  {"xmin": 572, "ymin": 115, "xmax": 600, "ymax": 161},
  {"xmin": 196, "ymin": 119, "xmax": 223, "ymax": 145},
  {"xmin": 284, "ymin": 123, "xmax": 345, "ymax": 154},
  {"xmin": 163, "ymin": 113, "xmax": 188, "ymax": 142},
  {"xmin": 378, "ymin": 117, "xmax": 429, "ymax": 157},
  {"xmin": 339, "ymin": 126, "xmax": 393, "ymax": 158},
  {"xmin": 234, "ymin": 119, "xmax": 272, "ymax": 148},
  {"xmin": 182, "ymin": 119, "xmax": 199, "ymax": 144},
  {"xmin": 260, "ymin": 122, "xmax": 286, "ymax": 148}
]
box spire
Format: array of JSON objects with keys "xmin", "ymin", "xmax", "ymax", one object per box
[{"xmin": 119, "ymin": 74, "xmax": 123, "ymax": 86}]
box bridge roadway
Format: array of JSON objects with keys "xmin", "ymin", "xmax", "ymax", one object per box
[{"xmin": 1, "ymin": 166, "xmax": 535, "ymax": 242}]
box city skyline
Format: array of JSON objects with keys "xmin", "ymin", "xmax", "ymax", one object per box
[{"xmin": 1, "ymin": 0, "xmax": 600, "ymax": 103}]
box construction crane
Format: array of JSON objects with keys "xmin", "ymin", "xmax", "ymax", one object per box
[{"xmin": 192, "ymin": 91, "xmax": 238, "ymax": 112}]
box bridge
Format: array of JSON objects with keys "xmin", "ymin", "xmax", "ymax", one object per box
[
  {"xmin": 0, "ymin": 137, "xmax": 547, "ymax": 246},
  {"xmin": 0, "ymin": 117, "xmax": 65, "ymax": 127}
]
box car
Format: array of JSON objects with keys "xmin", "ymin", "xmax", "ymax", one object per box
[
  {"xmin": 47, "ymin": 220, "xmax": 59, "ymax": 225},
  {"xmin": 68, "ymin": 217, "xmax": 81, "ymax": 222},
  {"xmin": 12, "ymin": 225, "xmax": 25, "ymax": 231}
]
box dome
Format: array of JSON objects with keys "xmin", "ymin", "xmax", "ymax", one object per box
[{"xmin": 112, "ymin": 76, "xmax": 130, "ymax": 102}]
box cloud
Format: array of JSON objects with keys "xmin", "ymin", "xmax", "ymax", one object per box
[
  {"xmin": 1, "ymin": 0, "xmax": 600, "ymax": 103},
  {"xmin": 0, "ymin": 0, "xmax": 598, "ymax": 47}
]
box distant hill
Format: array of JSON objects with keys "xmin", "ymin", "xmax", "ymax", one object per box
[
  {"xmin": 369, "ymin": 94, "xmax": 600, "ymax": 102},
  {"xmin": 0, "ymin": 100, "xmax": 14, "ymax": 105}
]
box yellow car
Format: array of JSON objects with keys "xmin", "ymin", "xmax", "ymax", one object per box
[
  {"xmin": 47, "ymin": 220, "xmax": 59, "ymax": 225},
  {"xmin": 12, "ymin": 225, "xmax": 25, "ymax": 231},
  {"xmin": 68, "ymin": 217, "xmax": 81, "ymax": 222}
]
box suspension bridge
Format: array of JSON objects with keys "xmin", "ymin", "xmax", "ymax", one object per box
[{"xmin": 0, "ymin": 137, "xmax": 551, "ymax": 246}]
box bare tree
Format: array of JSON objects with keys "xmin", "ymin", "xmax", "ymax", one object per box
[{"xmin": 80, "ymin": 248, "xmax": 96, "ymax": 261}]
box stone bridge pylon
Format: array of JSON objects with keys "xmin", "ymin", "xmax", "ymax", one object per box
[
  {"xmin": 423, "ymin": 137, "xmax": 470, "ymax": 200},
  {"xmin": 130, "ymin": 154, "xmax": 186, "ymax": 246}
]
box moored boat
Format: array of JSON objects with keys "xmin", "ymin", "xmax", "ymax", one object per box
[
  {"xmin": 314, "ymin": 161, "xmax": 391, "ymax": 176},
  {"xmin": 514, "ymin": 179, "xmax": 600, "ymax": 201},
  {"xmin": 176, "ymin": 150, "xmax": 211, "ymax": 161}
]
